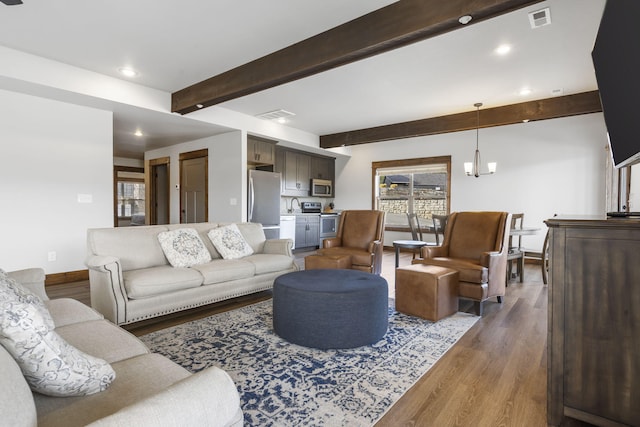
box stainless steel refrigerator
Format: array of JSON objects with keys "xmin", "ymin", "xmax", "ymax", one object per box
[{"xmin": 248, "ymin": 170, "xmax": 281, "ymax": 239}]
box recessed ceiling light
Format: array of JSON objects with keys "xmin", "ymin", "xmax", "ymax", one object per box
[
  {"xmin": 495, "ymin": 44, "xmax": 511, "ymax": 55},
  {"xmin": 519, "ymin": 88, "xmax": 532, "ymax": 96},
  {"xmin": 118, "ymin": 67, "xmax": 138, "ymax": 78},
  {"xmin": 134, "ymin": 130, "xmax": 143, "ymax": 137}
]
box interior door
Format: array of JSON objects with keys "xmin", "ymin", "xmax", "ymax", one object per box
[
  {"xmin": 180, "ymin": 150, "xmax": 208, "ymax": 223},
  {"xmin": 150, "ymin": 162, "xmax": 169, "ymax": 225}
]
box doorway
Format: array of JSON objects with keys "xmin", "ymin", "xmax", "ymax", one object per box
[
  {"xmin": 147, "ymin": 157, "xmax": 170, "ymax": 225},
  {"xmin": 180, "ymin": 149, "xmax": 208, "ymax": 223}
]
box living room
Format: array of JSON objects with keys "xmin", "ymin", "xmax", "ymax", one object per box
[{"xmin": 1, "ymin": 0, "xmax": 637, "ymax": 426}]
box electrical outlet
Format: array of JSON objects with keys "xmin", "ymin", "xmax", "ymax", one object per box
[{"xmin": 47, "ymin": 251, "xmax": 57, "ymax": 262}]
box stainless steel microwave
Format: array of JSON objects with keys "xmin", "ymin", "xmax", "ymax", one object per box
[{"xmin": 311, "ymin": 179, "xmax": 333, "ymax": 197}]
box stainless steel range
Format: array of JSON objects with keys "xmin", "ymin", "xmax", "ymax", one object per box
[{"xmin": 300, "ymin": 202, "xmax": 340, "ymax": 248}]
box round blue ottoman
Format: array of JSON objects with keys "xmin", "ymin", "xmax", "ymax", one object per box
[{"xmin": 272, "ymin": 269, "xmax": 388, "ymax": 349}]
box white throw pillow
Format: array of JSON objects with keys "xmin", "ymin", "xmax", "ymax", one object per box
[
  {"xmin": 158, "ymin": 228, "xmax": 212, "ymax": 268},
  {"xmin": 0, "ymin": 281, "xmax": 116, "ymax": 397},
  {"xmin": 208, "ymin": 224, "xmax": 254, "ymax": 260}
]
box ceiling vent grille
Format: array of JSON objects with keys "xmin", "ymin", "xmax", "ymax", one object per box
[
  {"xmin": 255, "ymin": 109, "xmax": 296, "ymax": 120},
  {"xmin": 528, "ymin": 7, "xmax": 551, "ymax": 29}
]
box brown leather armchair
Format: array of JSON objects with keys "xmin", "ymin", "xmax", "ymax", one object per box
[
  {"xmin": 317, "ymin": 210, "xmax": 385, "ymax": 275},
  {"xmin": 413, "ymin": 211, "xmax": 511, "ymax": 315}
]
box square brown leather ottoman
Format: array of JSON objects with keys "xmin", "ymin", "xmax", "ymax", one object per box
[
  {"xmin": 304, "ymin": 254, "xmax": 352, "ymax": 270},
  {"xmin": 395, "ymin": 264, "xmax": 459, "ymax": 321}
]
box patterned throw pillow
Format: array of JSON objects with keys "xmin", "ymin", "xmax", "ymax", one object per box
[
  {"xmin": 0, "ymin": 269, "xmax": 54, "ymax": 331},
  {"xmin": 158, "ymin": 228, "xmax": 212, "ymax": 268},
  {"xmin": 208, "ymin": 224, "xmax": 254, "ymax": 260},
  {"xmin": 0, "ymin": 276, "xmax": 116, "ymax": 397}
]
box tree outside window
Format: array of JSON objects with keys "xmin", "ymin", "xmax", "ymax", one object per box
[{"xmin": 373, "ymin": 156, "xmax": 450, "ymax": 228}]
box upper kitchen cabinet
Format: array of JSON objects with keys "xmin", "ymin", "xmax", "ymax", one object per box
[
  {"xmin": 247, "ymin": 135, "xmax": 276, "ymax": 166},
  {"xmin": 275, "ymin": 146, "xmax": 336, "ymax": 197},
  {"xmin": 283, "ymin": 150, "xmax": 311, "ymax": 196},
  {"xmin": 310, "ymin": 156, "xmax": 334, "ymax": 181}
]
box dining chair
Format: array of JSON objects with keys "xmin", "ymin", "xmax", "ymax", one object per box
[
  {"xmin": 407, "ymin": 213, "xmax": 423, "ymax": 241},
  {"xmin": 507, "ymin": 213, "xmax": 525, "ymax": 283},
  {"xmin": 432, "ymin": 214, "xmax": 449, "ymax": 245}
]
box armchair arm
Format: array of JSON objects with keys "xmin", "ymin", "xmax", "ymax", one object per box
[
  {"xmin": 87, "ymin": 367, "xmax": 242, "ymax": 427},
  {"xmin": 421, "ymin": 245, "xmax": 449, "ymax": 259},
  {"xmin": 263, "ymin": 239, "xmax": 293, "ymax": 257},
  {"xmin": 322, "ymin": 237, "xmax": 342, "ymax": 248},
  {"xmin": 368, "ymin": 240, "xmax": 384, "ymax": 275},
  {"xmin": 480, "ymin": 251, "xmax": 501, "ymax": 268},
  {"xmin": 7, "ymin": 268, "xmax": 48, "ymax": 301}
]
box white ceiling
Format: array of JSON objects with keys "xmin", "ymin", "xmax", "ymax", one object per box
[{"xmin": 0, "ymin": 0, "xmax": 606, "ymax": 157}]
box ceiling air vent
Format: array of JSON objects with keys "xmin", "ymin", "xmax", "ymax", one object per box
[
  {"xmin": 255, "ymin": 109, "xmax": 296, "ymax": 121},
  {"xmin": 528, "ymin": 7, "xmax": 551, "ymax": 29}
]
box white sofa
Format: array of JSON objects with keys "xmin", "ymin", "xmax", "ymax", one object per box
[
  {"xmin": 0, "ymin": 268, "xmax": 243, "ymax": 427},
  {"xmin": 86, "ymin": 222, "xmax": 297, "ymax": 325}
]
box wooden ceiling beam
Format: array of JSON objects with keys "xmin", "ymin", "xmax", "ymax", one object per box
[
  {"xmin": 319, "ymin": 91, "xmax": 603, "ymax": 148},
  {"xmin": 171, "ymin": 0, "xmax": 543, "ymax": 114}
]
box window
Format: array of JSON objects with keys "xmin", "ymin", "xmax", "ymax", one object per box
[
  {"xmin": 117, "ymin": 181, "xmax": 145, "ymax": 217},
  {"xmin": 372, "ymin": 156, "xmax": 450, "ymax": 228},
  {"xmin": 114, "ymin": 167, "xmax": 145, "ymax": 226}
]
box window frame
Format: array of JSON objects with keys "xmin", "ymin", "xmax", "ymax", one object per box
[{"xmin": 371, "ymin": 155, "xmax": 451, "ymax": 231}]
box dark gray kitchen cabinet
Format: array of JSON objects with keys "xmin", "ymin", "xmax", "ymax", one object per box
[
  {"xmin": 295, "ymin": 215, "xmax": 319, "ymax": 249},
  {"xmin": 282, "ymin": 150, "xmax": 311, "ymax": 196},
  {"xmin": 310, "ymin": 155, "xmax": 334, "ymax": 181}
]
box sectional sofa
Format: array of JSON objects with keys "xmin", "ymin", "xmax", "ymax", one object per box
[
  {"xmin": 0, "ymin": 268, "xmax": 243, "ymax": 427},
  {"xmin": 86, "ymin": 222, "xmax": 297, "ymax": 325}
]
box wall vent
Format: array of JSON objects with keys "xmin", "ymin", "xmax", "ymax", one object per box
[{"xmin": 529, "ymin": 7, "xmax": 551, "ymax": 29}]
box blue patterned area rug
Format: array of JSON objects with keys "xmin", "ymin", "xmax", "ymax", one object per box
[{"xmin": 140, "ymin": 300, "xmax": 478, "ymax": 426}]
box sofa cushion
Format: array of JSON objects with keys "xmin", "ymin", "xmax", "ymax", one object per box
[
  {"xmin": 85, "ymin": 367, "xmax": 242, "ymax": 427},
  {"xmin": 419, "ymin": 257, "xmax": 488, "ymax": 284},
  {"xmin": 158, "ymin": 228, "xmax": 212, "ymax": 268},
  {"xmin": 192, "ymin": 259, "xmax": 256, "ymax": 285},
  {"xmin": 35, "ymin": 353, "xmax": 191, "ymax": 427},
  {"xmin": 123, "ymin": 266, "xmax": 203, "ymax": 299},
  {"xmin": 244, "ymin": 253, "xmax": 295, "ymax": 275},
  {"xmin": 56, "ymin": 319, "xmax": 149, "ymax": 364},
  {"xmin": 317, "ymin": 247, "xmax": 373, "ymax": 267},
  {"xmin": 87, "ymin": 226, "xmax": 169, "ymax": 271},
  {"xmin": 45, "ymin": 298, "xmax": 103, "ymax": 328},
  {"xmin": 0, "ymin": 346, "xmax": 37, "ymax": 427},
  {"xmin": 0, "ymin": 289, "xmax": 115, "ymax": 397},
  {"xmin": 236, "ymin": 222, "xmax": 267, "ymax": 254},
  {"xmin": 208, "ymin": 224, "xmax": 254, "ymax": 260}
]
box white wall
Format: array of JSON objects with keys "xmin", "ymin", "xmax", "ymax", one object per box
[
  {"xmin": 0, "ymin": 90, "xmax": 113, "ymax": 273},
  {"xmin": 145, "ymin": 131, "xmax": 246, "ymax": 223},
  {"xmin": 334, "ymin": 113, "xmax": 609, "ymax": 251}
]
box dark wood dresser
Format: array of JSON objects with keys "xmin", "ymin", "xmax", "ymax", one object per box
[{"xmin": 546, "ymin": 216, "xmax": 640, "ymax": 427}]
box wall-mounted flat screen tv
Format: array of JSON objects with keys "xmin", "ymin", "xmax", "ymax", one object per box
[{"xmin": 592, "ymin": 0, "xmax": 640, "ymax": 168}]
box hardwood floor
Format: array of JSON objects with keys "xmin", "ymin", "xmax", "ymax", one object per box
[{"xmin": 45, "ymin": 250, "xmax": 583, "ymax": 426}]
